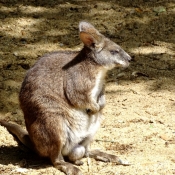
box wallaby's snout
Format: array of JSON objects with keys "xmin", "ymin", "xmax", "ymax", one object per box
[
  {"xmin": 125, "ymin": 50, "xmax": 132, "ymax": 62},
  {"xmin": 126, "ymin": 52, "xmax": 132, "ymax": 62},
  {"xmin": 121, "ymin": 50, "xmax": 132, "ymax": 67},
  {"xmin": 110, "ymin": 45, "xmax": 132, "ymax": 68}
]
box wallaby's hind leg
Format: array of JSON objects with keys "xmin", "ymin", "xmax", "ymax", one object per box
[
  {"xmin": 29, "ymin": 118, "xmax": 83, "ymax": 175},
  {"xmin": 0, "ymin": 120, "xmax": 34, "ymax": 150},
  {"xmin": 68, "ymin": 145, "xmax": 86, "ymax": 165},
  {"xmin": 88, "ymin": 149, "xmax": 130, "ymax": 165}
]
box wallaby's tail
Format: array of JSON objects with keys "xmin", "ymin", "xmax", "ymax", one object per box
[{"xmin": 0, "ymin": 120, "xmax": 34, "ymax": 151}]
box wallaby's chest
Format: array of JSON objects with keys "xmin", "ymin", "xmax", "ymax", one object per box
[{"xmin": 91, "ymin": 69, "xmax": 106, "ymax": 99}]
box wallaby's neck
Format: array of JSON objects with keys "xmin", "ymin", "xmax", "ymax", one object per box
[
  {"xmin": 78, "ymin": 46, "xmax": 96, "ymax": 63},
  {"xmin": 80, "ymin": 47, "xmax": 112, "ymax": 70},
  {"xmin": 79, "ymin": 46, "xmax": 108, "ymax": 68},
  {"xmin": 62, "ymin": 46, "xmax": 97, "ymax": 70}
]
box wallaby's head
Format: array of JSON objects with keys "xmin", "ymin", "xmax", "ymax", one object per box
[{"xmin": 79, "ymin": 21, "xmax": 131, "ymax": 69}]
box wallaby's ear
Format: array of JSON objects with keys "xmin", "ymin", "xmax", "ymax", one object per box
[
  {"xmin": 79, "ymin": 21, "xmax": 103, "ymax": 48},
  {"xmin": 79, "ymin": 32, "xmax": 95, "ymax": 47}
]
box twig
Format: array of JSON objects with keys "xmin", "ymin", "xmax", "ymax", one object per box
[
  {"xmin": 95, "ymin": 139, "xmax": 118, "ymax": 143},
  {"xmin": 87, "ymin": 156, "xmax": 91, "ymax": 172}
]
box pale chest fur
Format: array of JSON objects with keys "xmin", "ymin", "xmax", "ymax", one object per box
[{"xmin": 91, "ymin": 69, "xmax": 107, "ymax": 101}]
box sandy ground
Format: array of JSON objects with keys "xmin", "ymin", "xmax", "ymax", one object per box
[{"xmin": 0, "ymin": 0, "xmax": 175, "ymax": 174}]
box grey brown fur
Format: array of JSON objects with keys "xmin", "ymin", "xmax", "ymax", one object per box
[{"xmin": 0, "ymin": 21, "xmax": 131, "ymax": 175}]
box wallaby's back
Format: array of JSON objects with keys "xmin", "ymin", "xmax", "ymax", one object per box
[{"xmin": 19, "ymin": 48, "xmax": 105, "ymax": 127}]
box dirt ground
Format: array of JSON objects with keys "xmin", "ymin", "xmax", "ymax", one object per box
[{"xmin": 0, "ymin": 0, "xmax": 175, "ymax": 174}]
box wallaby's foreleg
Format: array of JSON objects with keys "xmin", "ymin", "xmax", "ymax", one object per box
[
  {"xmin": 0, "ymin": 120, "xmax": 34, "ymax": 150},
  {"xmin": 97, "ymin": 91, "xmax": 106, "ymax": 111}
]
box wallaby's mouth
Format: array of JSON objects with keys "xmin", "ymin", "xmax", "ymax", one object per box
[
  {"xmin": 123, "ymin": 61, "xmax": 130, "ymax": 68},
  {"xmin": 116, "ymin": 57, "xmax": 131, "ymax": 68}
]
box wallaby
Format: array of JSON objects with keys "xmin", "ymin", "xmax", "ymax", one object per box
[{"xmin": 0, "ymin": 21, "xmax": 131, "ymax": 175}]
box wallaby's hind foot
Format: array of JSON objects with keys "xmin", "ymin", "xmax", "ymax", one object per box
[
  {"xmin": 0, "ymin": 120, "xmax": 33, "ymax": 151},
  {"xmin": 54, "ymin": 161, "xmax": 83, "ymax": 175},
  {"xmin": 88, "ymin": 149, "xmax": 130, "ymax": 165},
  {"xmin": 51, "ymin": 154, "xmax": 83, "ymax": 175}
]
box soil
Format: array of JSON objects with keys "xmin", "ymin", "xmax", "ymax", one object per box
[{"xmin": 0, "ymin": 0, "xmax": 175, "ymax": 175}]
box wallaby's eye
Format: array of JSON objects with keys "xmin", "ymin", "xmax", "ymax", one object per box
[{"xmin": 110, "ymin": 50, "xmax": 119, "ymax": 55}]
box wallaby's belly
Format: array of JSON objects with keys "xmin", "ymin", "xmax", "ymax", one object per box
[{"xmin": 61, "ymin": 109, "xmax": 102, "ymax": 156}]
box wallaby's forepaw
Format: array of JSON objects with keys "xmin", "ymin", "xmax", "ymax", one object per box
[
  {"xmin": 88, "ymin": 149, "xmax": 130, "ymax": 165},
  {"xmin": 87, "ymin": 99, "xmax": 101, "ymax": 114}
]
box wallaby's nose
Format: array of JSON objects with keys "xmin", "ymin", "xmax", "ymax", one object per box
[
  {"xmin": 126, "ymin": 53, "xmax": 132, "ymax": 61},
  {"xmin": 122, "ymin": 52, "xmax": 132, "ymax": 68}
]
